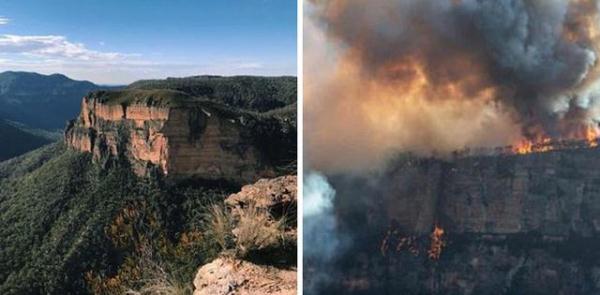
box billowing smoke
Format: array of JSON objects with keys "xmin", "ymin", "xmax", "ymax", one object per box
[
  {"xmin": 305, "ymin": 0, "xmax": 600, "ymax": 172},
  {"xmin": 303, "ymin": 171, "xmax": 345, "ymax": 294}
]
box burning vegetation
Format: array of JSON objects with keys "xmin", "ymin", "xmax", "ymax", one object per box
[
  {"xmin": 427, "ymin": 225, "xmax": 445, "ymax": 260},
  {"xmin": 380, "ymin": 230, "xmax": 419, "ymax": 257},
  {"xmin": 380, "ymin": 224, "xmax": 445, "ymax": 260},
  {"xmin": 447, "ymin": 124, "xmax": 600, "ymax": 158},
  {"xmin": 511, "ymin": 125, "xmax": 600, "ymax": 155}
]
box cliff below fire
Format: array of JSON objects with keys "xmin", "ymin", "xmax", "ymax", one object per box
[
  {"xmin": 65, "ymin": 89, "xmax": 295, "ymax": 184},
  {"xmin": 380, "ymin": 148, "xmax": 600, "ymax": 237},
  {"xmin": 312, "ymin": 147, "xmax": 600, "ymax": 294}
]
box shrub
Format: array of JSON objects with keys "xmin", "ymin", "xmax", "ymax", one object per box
[
  {"xmin": 124, "ymin": 242, "xmax": 193, "ymax": 295},
  {"xmin": 201, "ymin": 201, "xmax": 289, "ymax": 259},
  {"xmin": 202, "ymin": 203, "xmax": 234, "ymax": 252},
  {"xmin": 232, "ymin": 203, "xmax": 287, "ymax": 258}
]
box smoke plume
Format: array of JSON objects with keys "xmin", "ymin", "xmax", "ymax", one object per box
[
  {"xmin": 305, "ymin": 0, "xmax": 600, "ymax": 172},
  {"xmin": 303, "ymin": 172, "xmax": 345, "ymax": 294}
]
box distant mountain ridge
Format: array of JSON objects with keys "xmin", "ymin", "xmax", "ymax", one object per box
[
  {"xmin": 0, "ymin": 119, "xmax": 53, "ymax": 161},
  {"xmin": 0, "ymin": 71, "xmax": 119, "ymax": 130}
]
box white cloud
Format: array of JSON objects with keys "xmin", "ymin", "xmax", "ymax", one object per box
[
  {"xmin": 0, "ymin": 34, "xmax": 146, "ymax": 84},
  {"xmin": 0, "ymin": 34, "xmax": 127, "ymax": 61},
  {"xmin": 0, "ymin": 33, "xmax": 295, "ymax": 84},
  {"xmin": 236, "ymin": 62, "xmax": 263, "ymax": 69},
  {"xmin": 0, "ymin": 17, "xmax": 9, "ymax": 25}
]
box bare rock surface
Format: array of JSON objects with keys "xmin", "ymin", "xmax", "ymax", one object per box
[
  {"xmin": 194, "ymin": 175, "xmax": 297, "ymax": 294},
  {"xmin": 226, "ymin": 175, "xmax": 297, "ymax": 211},
  {"xmin": 193, "ymin": 257, "xmax": 296, "ymax": 295},
  {"xmin": 65, "ymin": 90, "xmax": 294, "ymax": 183}
]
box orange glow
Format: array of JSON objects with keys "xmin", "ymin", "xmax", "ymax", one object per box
[
  {"xmin": 428, "ymin": 225, "xmax": 445, "ymax": 260},
  {"xmin": 586, "ymin": 126, "xmax": 599, "ymax": 147},
  {"xmin": 513, "ymin": 139, "xmax": 534, "ymax": 154},
  {"xmin": 511, "ymin": 125, "xmax": 600, "ymax": 155},
  {"xmin": 512, "ymin": 136, "xmax": 554, "ymax": 154}
]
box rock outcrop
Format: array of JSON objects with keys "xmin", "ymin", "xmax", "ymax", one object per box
[
  {"xmin": 313, "ymin": 147, "xmax": 600, "ymax": 294},
  {"xmin": 193, "ymin": 257, "xmax": 296, "ymax": 295},
  {"xmin": 65, "ymin": 89, "xmax": 295, "ymax": 183},
  {"xmin": 226, "ymin": 175, "xmax": 297, "ymax": 209},
  {"xmin": 194, "ymin": 175, "xmax": 297, "ymax": 295},
  {"xmin": 227, "ymin": 175, "xmax": 298, "ymax": 249}
]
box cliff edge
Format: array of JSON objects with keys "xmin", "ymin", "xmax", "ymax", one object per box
[{"xmin": 65, "ymin": 88, "xmax": 295, "ymax": 183}]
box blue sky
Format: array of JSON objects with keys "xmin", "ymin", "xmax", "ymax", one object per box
[{"xmin": 0, "ymin": 0, "xmax": 297, "ymax": 84}]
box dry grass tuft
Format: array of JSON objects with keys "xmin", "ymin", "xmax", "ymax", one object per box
[
  {"xmin": 233, "ymin": 203, "xmax": 287, "ymax": 258},
  {"xmin": 202, "ymin": 203, "xmax": 234, "ymax": 252},
  {"xmin": 202, "ymin": 201, "xmax": 288, "ymax": 259},
  {"xmin": 125, "ymin": 242, "xmax": 193, "ymax": 295}
]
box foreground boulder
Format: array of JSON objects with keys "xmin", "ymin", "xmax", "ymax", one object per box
[
  {"xmin": 194, "ymin": 175, "xmax": 297, "ymax": 294},
  {"xmin": 226, "ymin": 175, "xmax": 297, "ymax": 223},
  {"xmin": 227, "ymin": 175, "xmax": 297, "ymax": 256},
  {"xmin": 193, "ymin": 257, "xmax": 296, "ymax": 295}
]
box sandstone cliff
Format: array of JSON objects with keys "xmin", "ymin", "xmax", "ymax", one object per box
[
  {"xmin": 312, "ymin": 147, "xmax": 600, "ymax": 294},
  {"xmin": 65, "ymin": 89, "xmax": 295, "ymax": 183}
]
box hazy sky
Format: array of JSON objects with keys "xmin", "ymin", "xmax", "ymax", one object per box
[{"xmin": 0, "ymin": 0, "xmax": 297, "ymax": 84}]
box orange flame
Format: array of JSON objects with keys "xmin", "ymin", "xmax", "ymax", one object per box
[
  {"xmin": 586, "ymin": 126, "xmax": 599, "ymax": 148},
  {"xmin": 512, "ymin": 125, "xmax": 600, "ymax": 155},
  {"xmin": 513, "ymin": 139, "xmax": 534, "ymax": 154},
  {"xmin": 428, "ymin": 225, "xmax": 445, "ymax": 260},
  {"xmin": 512, "ymin": 136, "xmax": 553, "ymax": 154}
]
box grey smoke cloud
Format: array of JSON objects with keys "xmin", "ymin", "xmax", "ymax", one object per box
[
  {"xmin": 305, "ymin": 0, "xmax": 600, "ymax": 171},
  {"xmin": 323, "ymin": 0, "xmax": 600, "ymax": 129}
]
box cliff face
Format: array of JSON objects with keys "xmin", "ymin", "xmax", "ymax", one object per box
[
  {"xmin": 65, "ymin": 90, "xmax": 294, "ymax": 183},
  {"xmin": 315, "ymin": 147, "xmax": 600, "ymax": 295},
  {"xmin": 380, "ymin": 148, "xmax": 600, "ymax": 237}
]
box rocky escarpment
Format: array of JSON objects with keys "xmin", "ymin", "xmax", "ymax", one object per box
[
  {"xmin": 65, "ymin": 89, "xmax": 295, "ymax": 183},
  {"xmin": 381, "ymin": 148, "xmax": 600, "ymax": 237},
  {"xmin": 313, "ymin": 147, "xmax": 600, "ymax": 294}
]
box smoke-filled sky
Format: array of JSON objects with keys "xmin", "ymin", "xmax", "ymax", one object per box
[{"xmin": 305, "ymin": 0, "xmax": 600, "ymax": 172}]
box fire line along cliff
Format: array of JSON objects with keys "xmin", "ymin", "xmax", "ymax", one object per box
[{"xmin": 65, "ymin": 76, "xmax": 296, "ymax": 184}]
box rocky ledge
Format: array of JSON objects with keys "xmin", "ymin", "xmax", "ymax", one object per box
[
  {"xmin": 193, "ymin": 175, "xmax": 297, "ymax": 295},
  {"xmin": 193, "ymin": 257, "xmax": 296, "ymax": 295},
  {"xmin": 65, "ymin": 89, "xmax": 295, "ymax": 183}
]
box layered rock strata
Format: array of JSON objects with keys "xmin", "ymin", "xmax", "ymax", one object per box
[
  {"xmin": 313, "ymin": 147, "xmax": 600, "ymax": 294},
  {"xmin": 65, "ymin": 90, "xmax": 293, "ymax": 183},
  {"xmin": 379, "ymin": 148, "xmax": 600, "ymax": 237}
]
